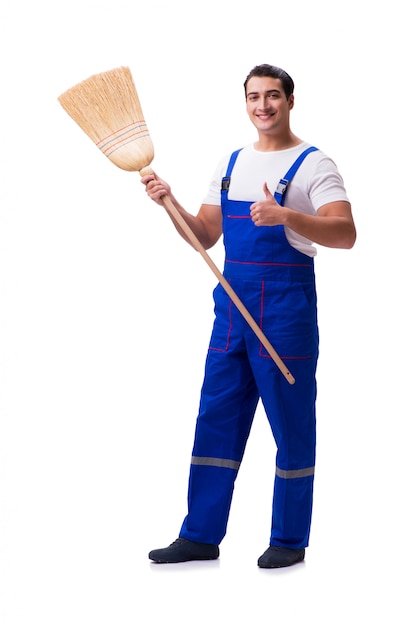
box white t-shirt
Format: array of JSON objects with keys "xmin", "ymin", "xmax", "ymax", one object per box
[{"xmin": 202, "ymin": 142, "xmax": 350, "ymax": 257}]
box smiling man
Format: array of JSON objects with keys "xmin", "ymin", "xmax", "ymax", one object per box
[{"xmin": 142, "ymin": 63, "xmax": 356, "ymax": 568}]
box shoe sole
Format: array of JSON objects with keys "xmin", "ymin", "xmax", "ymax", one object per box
[
  {"xmin": 258, "ymin": 561, "xmax": 304, "ymax": 568},
  {"xmin": 151, "ymin": 555, "xmax": 219, "ymax": 563}
]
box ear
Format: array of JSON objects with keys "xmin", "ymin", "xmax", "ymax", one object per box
[{"xmin": 288, "ymin": 94, "xmax": 295, "ymax": 110}]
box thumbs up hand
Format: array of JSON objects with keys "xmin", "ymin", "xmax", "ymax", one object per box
[{"xmin": 250, "ymin": 183, "xmax": 287, "ymax": 227}]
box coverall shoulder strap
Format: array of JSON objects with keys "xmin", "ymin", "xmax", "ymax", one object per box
[
  {"xmin": 221, "ymin": 148, "xmax": 243, "ymax": 197},
  {"xmin": 275, "ymin": 146, "xmax": 319, "ymax": 206}
]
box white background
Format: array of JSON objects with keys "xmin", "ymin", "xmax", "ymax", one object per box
[{"xmin": 1, "ymin": 1, "xmax": 417, "ymax": 624}]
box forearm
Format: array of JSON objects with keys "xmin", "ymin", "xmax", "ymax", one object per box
[
  {"xmin": 161, "ymin": 195, "xmax": 207, "ymax": 248},
  {"xmin": 283, "ymin": 206, "xmax": 356, "ymax": 249},
  {"xmin": 142, "ymin": 174, "xmax": 214, "ymax": 250}
]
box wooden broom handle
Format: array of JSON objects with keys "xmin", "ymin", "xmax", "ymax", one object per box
[{"xmin": 159, "ymin": 193, "xmax": 295, "ymax": 385}]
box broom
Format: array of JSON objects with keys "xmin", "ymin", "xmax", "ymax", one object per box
[{"xmin": 58, "ymin": 67, "xmax": 295, "ymax": 385}]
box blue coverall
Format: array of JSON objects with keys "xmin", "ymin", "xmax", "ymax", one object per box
[{"xmin": 179, "ymin": 147, "xmax": 319, "ymax": 550}]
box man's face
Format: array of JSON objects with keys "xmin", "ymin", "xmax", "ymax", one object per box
[{"xmin": 245, "ymin": 76, "xmax": 294, "ymax": 134}]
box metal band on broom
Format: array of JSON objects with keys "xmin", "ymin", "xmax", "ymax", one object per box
[{"xmin": 58, "ymin": 66, "xmax": 295, "ymax": 384}]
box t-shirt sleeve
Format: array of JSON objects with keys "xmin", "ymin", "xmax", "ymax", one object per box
[
  {"xmin": 201, "ymin": 154, "xmax": 230, "ymax": 206},
  {"xmin": 308, "ymin": 156, "xmax": 350, "ymax": 211}
]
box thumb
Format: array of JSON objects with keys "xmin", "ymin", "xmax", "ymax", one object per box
[{"xmin": 263, "ymin": 182, "xmax": 274, "ymax": 198}]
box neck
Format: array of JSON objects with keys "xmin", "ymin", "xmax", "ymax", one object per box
[{"xmin": 254, "ymin": 131, "xmax": 302, "ymax": 152}]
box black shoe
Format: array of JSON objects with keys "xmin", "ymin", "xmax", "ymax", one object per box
[
  {"xmin": 257, "ymin": 545, "xmax": 305, "ymax": 568},
  {"xmin": 148, "ymin": 538, "xmax": 220, "ymax": 563}
]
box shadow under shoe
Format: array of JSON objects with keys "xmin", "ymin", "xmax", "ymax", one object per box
[
  {"xmin": 149, "ymin": 538, "xmax": 220, "ymax": 563},
  {"xmin": 258, "ymin": 545, "xmax": 305, "ymax": 568}
]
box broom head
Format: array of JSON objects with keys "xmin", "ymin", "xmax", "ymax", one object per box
[{"xmin": 58, "ymin": 67, "xmax": 154, "ymax": 174}]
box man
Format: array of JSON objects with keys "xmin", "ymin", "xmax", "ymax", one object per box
[{"xmin": 141, "ymin": 64, "xmax": 356, "ymax": 568}]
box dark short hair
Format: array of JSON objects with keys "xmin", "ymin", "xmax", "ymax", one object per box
[{"xmin": 244, "ymin": 64, "xmax": 295, "ymax": 99}]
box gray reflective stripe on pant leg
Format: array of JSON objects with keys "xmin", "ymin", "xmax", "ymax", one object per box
[
  {"xmin": 276, "ymin": 466, "xmax": 315, "ymax": 479},
  {"xmin": 191, "ymin": 456, "xmax": 241, "ymax": 470}
]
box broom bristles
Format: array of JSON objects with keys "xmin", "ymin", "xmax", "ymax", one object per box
[{"xmin": 58, "ymin": 67, "xmax": 154, "ymax": 173}]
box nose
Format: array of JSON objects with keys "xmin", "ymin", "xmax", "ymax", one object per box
[{"xmin": 258, "ymin": 96, "xmax": 270, "ymax": 109}]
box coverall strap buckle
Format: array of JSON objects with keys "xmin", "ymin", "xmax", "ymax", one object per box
[
  {"xmin": 276, "ymin": 178, "xmax": 289, "ymax": 196},
  {"xmin": 221, "ymin": 177, "xmax": 231, "ymax": 191}
]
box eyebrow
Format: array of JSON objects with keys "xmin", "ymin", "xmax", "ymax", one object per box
[{"xmin": 246, "ymin": 89, "xmax": 282, "ymax": 97}]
